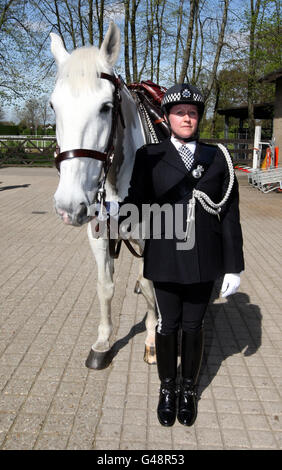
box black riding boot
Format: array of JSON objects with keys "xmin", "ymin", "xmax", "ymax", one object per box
[
  {"xmin": 156, "ymin": 329, "xmax": 178, "ymax": 427},
  {"xmin": 177, "ymin": 327, "xmax": 204, "ymax": 426}
]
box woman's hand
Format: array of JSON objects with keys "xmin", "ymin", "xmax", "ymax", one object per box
[{"xmin": 221, "ymin": 273, "xmax": 241, "ymax": 297}]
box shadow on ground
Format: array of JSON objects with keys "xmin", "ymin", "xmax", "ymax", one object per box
[
  {"xmin": 0, "ymin": 184, "xmax": 30, "ymax": 191},
  {"xmin": 199, "ymin": 280, "xmax": 262, "ymax": 397}
]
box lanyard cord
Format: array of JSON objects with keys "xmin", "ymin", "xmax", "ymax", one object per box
[
  {"xmin": 193, "ymin": 144, "xmax": 235, "ymax": 216},
  {"xmin": 184, "ymin": 144, "xmax": 234, "ymax": 241}
]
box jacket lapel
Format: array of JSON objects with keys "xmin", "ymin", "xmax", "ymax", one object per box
[
  {"xmin": 160, "ymin": 138, "xmax": 189, "ymax": 174},
  {"xmin": 190, "ymin": 142, "xmax": 217, "ymax": 177}
]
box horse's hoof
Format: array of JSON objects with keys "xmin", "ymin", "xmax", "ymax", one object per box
[
  {"xmin": 143, "ymin": 345, "xmax": 156, "ymax": 365},
  {"xmin": 134, "ymin": 280, "xmax": 142, "ymax": 294},
  {"xmin": 85, "ymin": 348, "xmax": 112, "ymax": 370}
]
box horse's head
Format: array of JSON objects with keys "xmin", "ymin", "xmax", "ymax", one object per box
[{"xmin": 50, "ymin": 22, "xmax": 120, "ymax": 226}]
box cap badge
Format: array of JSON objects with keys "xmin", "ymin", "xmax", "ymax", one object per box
[{"xmin": 182, "ymin": 89, "xmax": 191, "ymax": 98}]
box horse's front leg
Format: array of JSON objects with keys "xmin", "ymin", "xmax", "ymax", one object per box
[
  {"xmin": 85, "ymin": 224, "xmax": 114, "ymax": 370},
  {"xmin": 136, "ymin": 262, "xmax": 157, "ymax": 365}
]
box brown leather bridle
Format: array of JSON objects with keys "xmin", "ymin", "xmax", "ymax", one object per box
[
  {"xmin": 55, "ymin": 73, "xmax": 124, "ymax": 173},
  {"xmin": 54, "ymin": 72, "xmax": 143, "ymax": 259}
]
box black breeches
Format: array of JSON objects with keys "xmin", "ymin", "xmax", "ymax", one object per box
[{"xmin": 153, "ymin": 281, "xmax": 214, "ymax": 335}]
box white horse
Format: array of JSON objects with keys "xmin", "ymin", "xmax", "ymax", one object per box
[{"xmin": 50, "ymin": 22, "xmax": 157, "ymax": 369}]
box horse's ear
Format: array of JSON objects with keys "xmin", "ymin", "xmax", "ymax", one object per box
[
  {"xmin": 50, "ymin": 33, "xmax": 70, "ymax": 66},
  {"xmin": 100, "ymin": 22, "xmax": 120, "ymax": 66}
]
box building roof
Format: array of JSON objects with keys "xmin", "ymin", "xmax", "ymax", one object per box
[
  {"xmin": 258, "ymin": 68, "xmax": 282, "ymax": 83},
  {"xmin": 217, "ymin": 102, "xmax": 274, "ymax": 120}
]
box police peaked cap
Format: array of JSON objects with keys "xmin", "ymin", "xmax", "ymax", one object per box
[{"xmin": 161, "ymin": 83, "xmax": 205, "ymax": 115}]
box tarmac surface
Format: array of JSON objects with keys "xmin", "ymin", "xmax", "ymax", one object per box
[{"xmin": 0, "ymin": 166, "xmax": 281, "ymax": 450}]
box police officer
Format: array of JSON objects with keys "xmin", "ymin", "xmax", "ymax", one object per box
[{"xmin": 115, "ymin": 83, "xmax": 244, "ymax": 427}]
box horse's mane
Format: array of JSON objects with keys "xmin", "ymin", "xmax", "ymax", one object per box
[{"xmin": 58, "ymin": 46, "xmax": 111, "ymax": 94}]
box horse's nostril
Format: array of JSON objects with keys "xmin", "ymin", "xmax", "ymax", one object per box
[{"xmin": 76, "ymin": 202, "xmax": 88, "ymax": 225}]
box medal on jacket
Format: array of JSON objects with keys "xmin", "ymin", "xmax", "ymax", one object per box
[
  {"xmin": 192, "ymin": 165, "xmax": 204, "ymax": 179},
  {"xmin": 176, "ymin": 196, "xmax": 196, "ymax": 251}
]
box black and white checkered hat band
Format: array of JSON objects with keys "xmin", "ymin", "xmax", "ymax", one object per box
[{"xmin": 162, "ymin": 91, "xmax": 204, "ymax": 107}]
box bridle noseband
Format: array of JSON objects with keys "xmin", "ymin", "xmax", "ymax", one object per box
[{"xmin": 55, "ymin": 73, "xmax": 123, "ymax": 173}]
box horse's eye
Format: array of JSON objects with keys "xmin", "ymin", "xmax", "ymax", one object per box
[
  {"xmin": 49, "ymin": 102, "xmax": 54, "ymax": 111},
  {"xmin": 100, "ymin": 103, "xmax": 112, "ymax": 114}
]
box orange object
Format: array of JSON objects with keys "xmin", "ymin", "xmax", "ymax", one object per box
[
  {"xmin": 261, "ymin": 147, "xmax": 272, "ymax": 169},
  {"xmin": 274, "ymin": 147, "xmax": 279, "ymax": 167}
]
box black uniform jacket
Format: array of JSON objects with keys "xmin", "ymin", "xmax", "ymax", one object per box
[{"xmin": 121, "ymin": 138, "xmax": 244, "ymax": 284}]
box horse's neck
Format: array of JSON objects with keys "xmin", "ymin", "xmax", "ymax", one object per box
[{"xmin": 105, "ymin": 87, "xmax": 147, "ymax": 201}]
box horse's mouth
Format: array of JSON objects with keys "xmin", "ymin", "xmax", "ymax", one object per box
[{"xmin": 55, "ymin": 206, "xmax": 92, "ymax": 227}]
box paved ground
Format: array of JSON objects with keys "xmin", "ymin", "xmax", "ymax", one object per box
[{"xmin": 0, "ymin": 166, "xmax": 281, "ymax": 451}]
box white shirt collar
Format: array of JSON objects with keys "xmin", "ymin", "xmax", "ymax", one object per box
[{"xmin": 171, "ymin": 136, "xmax": 196, "ymax": 154}]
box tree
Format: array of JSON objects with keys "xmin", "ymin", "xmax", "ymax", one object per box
[
  {"xmin": 0, "ymin": 1, "xmax": 28, "ymax": 99},
  {"xmin": 17, "ymin": 96, "xmax": 53, "ymax": 134},
  {"xmin": 18, "ymin": 98, "xmax": 41, "ymax": 134},
  {"xmin": 255, "ymin": 0, "xmax": 282, "ymax": 75},
  {"xmin": 226, "ymin": 0, "xmax": 281, "ymax": 137},
  {"xmin": 178, "ymin": 0, "xmax": 199, "ymax": 83},
  {"xmin": 203, "ymin": 0, "xmax": 230, "ymax": 101},
  {"xmin": 246, "ymin": 0, "xmax": 262, "ymax": 137},
  {"xmin": 124, "ymin": 0, "xmax": 131, "ymax": 82},
  {"xmin": 38, "ymin": 95, "xmax": 55, "ymax": 132}
]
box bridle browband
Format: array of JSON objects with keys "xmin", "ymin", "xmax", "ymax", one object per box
[{"xmin": 54, "ymin": 72, "xmax": 123, "ymax": 172}]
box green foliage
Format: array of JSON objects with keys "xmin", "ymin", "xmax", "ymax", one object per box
[{"xmin": 0, "ymin": 124, "xmax": 19, "ymax": 135}]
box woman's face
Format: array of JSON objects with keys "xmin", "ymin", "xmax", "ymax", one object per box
[{"xmin": 167, "ymin": 104, "xmax": 199, "ymax": 142}]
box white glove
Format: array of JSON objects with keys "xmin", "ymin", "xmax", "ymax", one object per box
[{"xmin": 221, "ymin": 273, "xmax": 241, "ymax": 298}]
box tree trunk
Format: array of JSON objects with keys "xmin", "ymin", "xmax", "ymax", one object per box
[
  {"xmin": 174, "ymin": 0, "xmax": 184, "ymax": 83},
  {"xmin": 155, "ymin": 0, "xmax": 166, "ymax": 83},
  {"xmin": 63, "ymin": 0, "xmax": 76, "ymax": 48},
  {"xmin": 192, "ymin": 4, "xmax": 204, "ymax": 85},
  {"xmin": 149, "ymin": 0, "xmax": 155, "ymax": 80},
  {"xmin": 193, "ymin": 17, "xmax": 205, "ymax": 85},
  {"xmin": 88, "ymin": 0, "xmax": 94, "ymax": 45},
  {"xmin": 211, "ymin": 79, "xmax": 220, "ymax": 138},
  {"xmin": 178, "ymin": 0, "xmax": 198, "ymax": 83},
  {"xmin": 131, "ymin": 0, "xmax": 138, "ymax": 82},
  {"xmin": 95, "ymin": 0, "xmax": 105, "ymax": 47},
  {"xmin": 247, "ymin": 0, "xmax": 262, "ymax": 139},
  {"xmin": 53, "ymin": 0, "xmax": 67, "ymax": 48},
  {"xmin": 124, "ymin": 0, "xmax": 131, "ymax": 83},
  {"xmin": 138, "ymin": 0, "xmax": 150, "ymax": 81},
  {"xmin": 78, "ymin": 0, "xmax": 85, "ymax": 46},
  {"xmin": 204, "ymin": 0, "xmax": 229, "ymax": 101}
]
